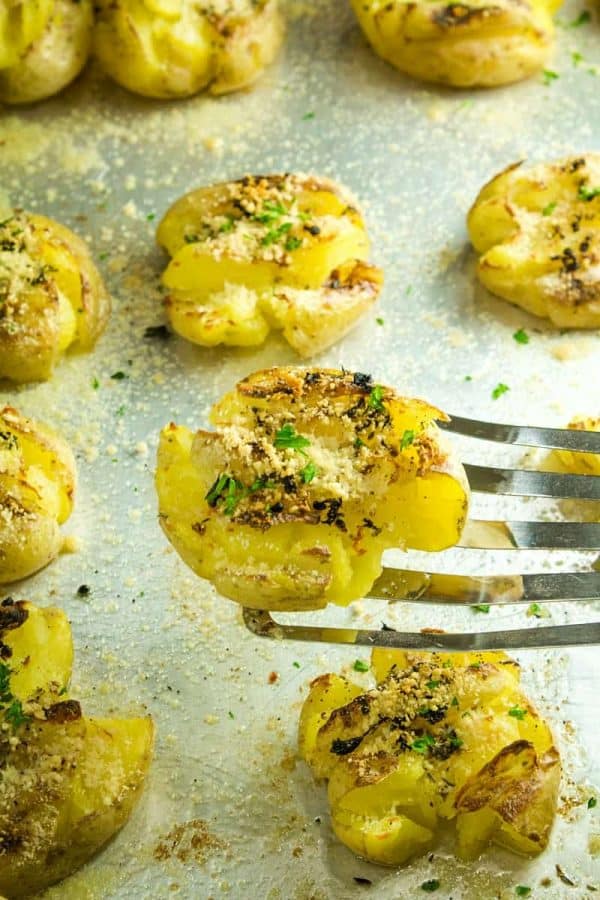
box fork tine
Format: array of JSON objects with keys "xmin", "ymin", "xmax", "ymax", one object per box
[
  {"xmin": 461, "ymin": 520, "xmax": 600, "ymax": 550},
  {"xmin": 368, "ymin": 568, "xmax": 600, "ymax": 605},
  {"xmin": 465, "ymin": 463, "xmax": 600, "ymax": 500},
  {"xmin": 442, "ymin": 414, "xmax": 600, "ymax": 453},
  {"xmin": 243, "ymin": 609, "xmax": 600, "ymax": 651}
]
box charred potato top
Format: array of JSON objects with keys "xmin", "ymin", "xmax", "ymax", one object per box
[
  {"xmin": 93, "ymin": 0, "xmax": 284, "ymax": 99},
  {"xmin": 157, "ymin": 174, "xmax": 383, "ymax": 355},
  {"xmin": 0, "ymin": 0, "xmax": 93, "ymax": 105},
  {"xmin": 0, "ymin": 598, "xmax": 154, "ymax": 898},
  {"xmin": 156, "ymin": 367, "xmax": 469, "ymax": 611},
  {"xmin": 468, "ymin": 155, "xmax": 600, "ymax": 328},
  {"xmin": 299, "ymin": 648, "xmax": 560, "ymax": 866},
  {"xmin": 0, "ymin": 406, "xmax": 76, "ymax": 585},
  {"xmin": 351, "ymin": 0, "xmax": 561, "ymax": 88},
  {"xmin": 0, "ymin": 211, "xmax": 110, "ymax": 382}
]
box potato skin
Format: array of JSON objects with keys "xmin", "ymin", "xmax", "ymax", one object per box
[
  {"xmin": 299, "ymin": 649, "xmax": 560, "ymax": 866},
  {"xmin": 157, "ymin": 174, "xmax": 383, "ymax": 355},
  {"xmin": 0, "ymin": 406, "xmax": 76, "ymax": 584},
  {"xmin": 0, "ymin": 599, "xmax": 154, "ymax": 898},
  {"xmin": 93, "ymin": 0, "xmax": 283, "ymax": 99},
  {"xmin": 351, "ymin": 0, "xmax": 559, "ymax": 88},
  {"xmin": 0, "ymin": 211, "xmax": 110, "ymax": 382},
  {"xmin": 156, "ymin": 367, "xmax": 469, "ymax": 611},
  {"xmin": 0, "ymin": 0, "xmax": 93, "ymax": 104},
  {"xmin": 468, "ymin": 155, "xmax": 600, "ymax": 328}
]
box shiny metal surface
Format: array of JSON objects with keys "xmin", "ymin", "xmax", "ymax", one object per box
[
  {"xmin": 443, "ymin": 413, "xmax": 600, "ymax": 452},
  {"xmin": 465, "ymin": 463, "xmax": 600, "ymax": 499},
  {"xmin": 1, "ymin": 0, "xmax": 600, "ymax": 896},
  {"xmin": 460, "ymin": 519, "xmax": 600, "ymax": 549}
]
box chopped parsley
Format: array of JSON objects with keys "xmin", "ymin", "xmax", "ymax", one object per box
[
  {"xmin": 5, "ymin": 699, "xmax": 28, "ymax": 729},
  {"xmin": 542, "ymin": 69, "xmax": 559, "ymax": 84},
  {"xmin": 262, "ymin": 221, "xmax": 293, "ymax": 246},
  {"xmin": 400, "ymin": 429, "xmax": 415, "ymax": 450},
  {"xmin": 492, "ymin": 382, "xmax": 509, "ymax": 399},
  {"xmin": 302, "ymin": 111, "xmax": 315, "ymax": 120},
  {"xmin": 301, "ymin": 461, "xmax": 318, "ymax": 483},
  {"xmin": 464, "ymin": 374, "xmax": 472, "ymax": 382},
  {"xmin": 110, "ymin": 371, "xmax": 128, "ymax": 381},
  {"xmin": 285, "ymin": 235, "xmax": 302, "ymax": 252},
  {"xmin": 472, "ymin": 603, "xmax": 490, "ymax": 613},
  {"xmin": 508, "ymin": 706, "xmax": 527, "ymax": 720},
  {"xmin": 515, "ymin": 888, "xmax": 531, "ymax": 898},
  {"xmin": 146, "ymin": 213, "xmax": 156, "ymax": 221},
  {"xmin": 426, "ymin": 679, "xmax": 441, "ymax": 690},
  {"xmin": 572, "ymin": 51, "xmax": 584, "ymax": 66},
  {"xmin": 254, "ymin": 200, "xmax": 287, "ymax": 225},
  {"xmin": 570, "ymin": 9, "xmax": 591, "ymax": 25},
  {"xmin": 368, "ymin": 385, "xmax": 385, "ymax": 411},
  {"xmin": 0, "ymin": 662, "xmax": 30, "ymax": 731},
  {"xmin": 588, "ymin": 796, "xmax": 597, "ymax": 808},
  {"xmin": 293, "ymin": 661, "xmax": 301, "ymax": 669},
  {"xmin": 205, "ymin": 474, "xmax": 245, "ymax": 516},
  {"xmin": 527, "ymin": 602, "xmax": 549, "ymax": 619},
  {"xmin": 411, "ymin": 734, "xmax": 436, "ymax": 754},
  {"xmin": 91, "ymin": 377, "xmax": 100, "ymax": 389},
  {"xmin": 219, "ymin": 216, "xmax": 235, "ymax": 233},
  {"xmin": 421, "ymin": 880, "xmax": 441, "ymax": 892},
  {"xmin": 513, "ymin": 328, "xmax": 529, "ymax": 344},
  {"xmin": 578, "ymin": 184, "xmax": 600, "ymax": 201},
  {"xmin": 353, "ymin": 659, "xmax": 369, "ymax": 673},
  {"xmin": 542, "ymin": 201, "xmax": 557, "ymax": 216},
  {"xmin": 274, "ymin": 424, "xmax": 311, "ymax": 455},
  {"xmin": 376, "ymin": 316, "xmax": 384, "ymax": 325}
]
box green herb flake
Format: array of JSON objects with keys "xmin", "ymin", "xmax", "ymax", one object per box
[
  {"xmin": 116, "ymin": 405, "xmax": 126, "ymax": 417},
  {"xmin": 285, "ymin": 235, "xmax": 302, "ymax": 252},
  {"xmin": 570, "ymin": 9, "xmax": 591, "ymax": 25},
  {"xmin": 98, "ymin": 251, "xmax": 109, "ymax": 261},
  {"xmin": 91, "ymin": 377, "xmax": 100, "ymax": 390},
  {"xmin": 451, "ymin": 696, "xmax": 459, "ymax": 707},
  {"xmin": 411, "ymin": 734, "xmax": 436, "ymax": 754},
  {"xmin": 588, "ymin": 796, "xmax": 597, "ymax": 808},
  {"xmin": 376, "ymin": 316, "xmax": 384, "ymax": 326},
  {"xmin": 184, "ymin": 233, "xmax": 199, "ymax": 244},
  {"xmin": 542, "ymin": 201, "xmax": 557, "ymax": 216},
  {"xmin": 110, "ymin": 371, "xmax": 128, "ymax": 381},
  {"xmin": 464, "ymin": 375, "xmax": 473, "ymax": 382},
  {"xmin": 228, "ymin": 711, "xmax": 235, "ymax": 719},
  {"xmin": 353, "ymin": 659, "xmax": 369, "ymax": 673},
  {"xmin": 572, "ymin": 51, "xmax": 584, "ymax": 66},
  {"xmin": 578, "ymin": 184, "xmax": 600, "ymax": 201},
  {"xmin": 527, "ymin": 602, "xmax": 549, "ymax": 619},
  {"xmin": 5, "ymin": 699, "xmax": 29, "ymax": 730},
  {"xmin": 542, "ymin": 69, "xmax": 559, "ymax": 84},
  {"xmin": 293, "ymin": 661, "xmax": 301, "ymax": 669},
  {"xmin": 368, "ymin": 385, "xmax": 385, "ymax": 411},
  {"xmin": 472, "ymin": 603, "xmax": 490, "ymax": 613},
  {"xmin": 274, "ymin": 424, "xmax": 311, "ymax": 455},
  {"xmin": 421, "ymin": 879, "xmax": 441, "ymax": 892},
  {"xmin": 515, "ymin": 888, "xmax": 531, "ymax": 898},
  {"xmin": 513, "ymin": 328, "xmax": 530, "ymax": 344},
  {"xmin": 400, "ymin": 429, "xmax": 415, "ymax": 450},
  {"xmin": 508, "ymin": 706, "xmax": 527, "ymax": 720},
  {"xmin": 492, "ymin": 382, "xmax": 509, "ymax": 400},
  {"xmin": 146, "ymin": 213, "xmax": 155, "ymax": 221},
  {"xmin": 205, "ymin": 474, "xmax": 245, "ymax": 516},
  {"xmin": 301, "ymin": 461, "xmax": 318, "ymax": 483},
  {"xmin": 302, "ymin": 111, "xmax": 315, "ymax": 120},
  {"xmin": 426, "ymin": 679, "xmax": 441, "ymax": 690},
  {"xmin": 219, "ymin": 216, "xmax": 235, "ymax": 233}
]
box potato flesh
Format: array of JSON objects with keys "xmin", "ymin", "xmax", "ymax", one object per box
[
  {"xmin": 155, "ymin": 367, "xmax": 469, "ymax": 611},
  {"xmin": 0, "ymin": 212, "xmax": 110, "ymax": 382},
  {"xmin": 299, "ymin": 649, "xmax": 560, "ymax": 866},
  {"xmin": 157, "ymin": 177, "xmax": 382, "ymax": 355},
  {"xmin": 554, "ymin": 417, "xmax": 600, "ymax": 476},
  {"xmin": 0, "ymin": 406, "xmax": 76, "ymax": 584},
  {"xmin": 468, "ymin": 155, "xmax": 600, "ymax": 328},
  {"xmin": 0, "ymin": 0, "xmax": 53, "ymax": 68},
  {"xmin": 0, "ymin": 600, "xmax": 154, "ymax": 897},
  {"xmin": 93, "ymin": 0, "xmax": 283, "ymax": 99},
  {"xmin": 0, "ymin": 0, "xmax": 93, "ymax": 104},
  {"xmin": 351, "ymin": 0, "xmax": 559, "ymax": 88}
]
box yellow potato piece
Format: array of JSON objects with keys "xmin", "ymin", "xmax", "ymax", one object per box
[
  {"xmin": 0, "ymin": 600, "xmax": 154, "ymax": 897},
  {"xmin": 0, "ymin": 211, "xmax": 110, "ymax": 382},
  {"xmin": 157, "ymin": 175, "xmax": 383, "ymax": 355},
  {"xmin": 554, "ymin": 417, "xmax": 600, "ymax": 476},
  {"xmin": 351, "ymin": 0, "xmax": 560, "ymax": 88},
  {"xmin": 298, "ymin": 649, "xmax": 560, "ymax": 866},
  {"xmin": 468, "ymin": 155, "xmax": 600, "ymax": 328},
  {"xmin": 93, "ymin": 0, "xmax": 283, "ymax": 99},
  {"xmin": 155, "ymin": 367, "xmax": 469, "ymax": 611},
  {"xmin": 0, "ymin": 0, "xmax": 93, "ymax": 104},
  {"xmin": 0, "ymin": 406, "xmax": 76, "ymax": 584}
]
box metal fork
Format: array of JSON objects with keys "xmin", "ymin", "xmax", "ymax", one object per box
[{"xmin": 243, "ymin": 415, "xmax": 600, "ymax": 652}]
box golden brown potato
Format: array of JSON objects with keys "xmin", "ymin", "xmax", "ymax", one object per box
[
  {"xmin": 351, "ymin": 0, "xmax": 561, "ymax": 88},
  {"xmin": 157, "ymin": 174, "xmax": 383, "ymax": 355},
  {"xmin": 554, "ymin": 416, "xmax": 600, "ymax": 476},
  {"xmin": 468, "ymin": 155, "xmax": 600, "ymax": 328},
  {"xmin": 0, "ymin": 598, "xmax": 154, "ymax": 898},
  {"xmin": 155, "ymin": 367, "xmax": 469, "ymax": 611},
  {"xmin": 93, "ymin": 0, "xmax": 283, "ymax": 99},
  {"xmin": 0, "ymin": 406, "xmax": 76, "ymax": 584},
  {"xmin": 0, "ymin": 211, "xmax": 110, "ymax": 382},
  {"xmin": 299, "ymin": 648, "xmax": 560, "ymax": 866},
  {"xmin": 0, "ymin": 0, "xmax": 93, "ymax": 105}
]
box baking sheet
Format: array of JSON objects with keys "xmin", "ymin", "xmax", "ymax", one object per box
[{"xmin": 1, "ymin": 1, "xmax": 600, "ymax": 896}]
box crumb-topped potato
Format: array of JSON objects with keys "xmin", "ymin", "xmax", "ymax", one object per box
[
  {"xmin": 157, "ymin": 174, "xmax": 383, "ymax": 355},
  {"xmin": 351, "ymin": 0, "xmax": 560, "ymax": 88},
  {"xmin": 0, "ymin": 0, "xmax": 93, "ymax": 105},
  {"xmin": 0, "ymin": 211, "xmax": 110, "ymax": 382},
  {"xmin": 0, "ymin": 406, "xmax": 76, "ymax": 585},
  {"xmin": 468, "ymin": 156, "xmax": 600, "ymax": 328},
  {"xmin": 155, "ymin": 367, "xmax": 469, "ymax": 611},
  {"xmin": 0, "ymin": 598, "xmax": 154, "ymax": 897},
  {"xmin": 299, "ymin": 648, "xmax": 560, "ymax": 866},
  {"xmin": 93, "ymin": 0, "xmax": 283, "ymax": 99}
]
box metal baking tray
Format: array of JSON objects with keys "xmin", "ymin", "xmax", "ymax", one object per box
[{"xmin": 1, "ymin": 1, "xmax": 599, "ymax": 896}]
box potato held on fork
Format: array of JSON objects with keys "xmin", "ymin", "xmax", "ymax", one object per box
[{"xmin": 155, "ymin": 367, "xmax": 469, "ymax": 611}]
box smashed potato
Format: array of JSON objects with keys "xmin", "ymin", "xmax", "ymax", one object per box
[
  {"xmin": 156, "ymin": 367, "xmax": 469, "ymax": 611},
  {"xmin": 351, "ymin": 0, "xmax": 560, "ymax": 88},
  {"xmin": 299, "ymin": 649, "xmax": 560, "ymax": 866},
  {"xmin": 468, "ymin": 155, "xmax": 600, "ymax": 328},
  {"xmin": 555, "ymin": 416, "xmax": 600, "ymax": 476},
  {"xmin": 0, "ymin": 211, "xmax": 110, "ymax": 382},
  {"xmin": 93, "ymin": 0, "xmax": 283, "ymax": 99},
  {"xmin": 157, "ymin": 174, "xmax": 383, "ymax": 355},
  {"xmin": 0, "ymin": 406, "xmax": 76, "ymax": 584},
  {"xmin": 0, "ymin": 0, "xmax": 93, "ymax": 105},
  {"xmin": 0, "ymin": 598, "xmax": 154, "ymax": 897}
]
